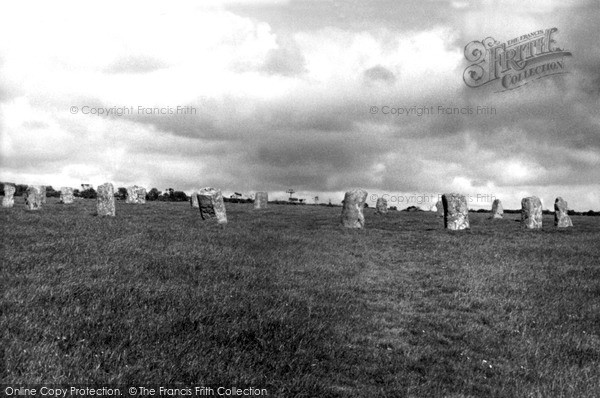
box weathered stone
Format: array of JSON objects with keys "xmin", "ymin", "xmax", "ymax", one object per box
[
  {"xmin": 2, "ymin": 183, "xmax": 15, "ymax": 208},
  {"xmin": 60, "ymin": 187, "xmax": 74, "ymax": 204},
  {"xmin": 125, "ymin": 185, "xmax": 146, "ymax": 204},
  {"xmin": 490, "ymin": 199, "xmax": 503, "ymax": 219},
  {"xmin": 136, "ymin": 187, "xmax": 147, "ymax": 204},
  {"xmin": 341, "ymin": 189, "xmax": 368, "ymax": 228},
  {"xmin": 521, "ymin": 196, "xmax": 542, "ymax": 229},
  {"xmin": 40, "ymin": 186, "xmax": 47, "ymax": 204},
  {"xmin": 376, "ymin": 197, "xmax": 388, "ymax": 214},
  {"xmin": 24, "ymin": 185, "xmax": 43, "ymax": 210},
  {"xmin": 435, "ymin": 200, "xmax": 444, "ymax": 217},
  {"xmin": 125, "ymin": 186, "xmax": 138, "ymax": 204},
  {"xmin": 254, "ymin": 192, "xmax": 268, "ymax": 209},
  {"xmin": 190, "ymin": 192, "xmax": 199, "ymax": 208},
  {"xmin": 97, "ymin": 183, "xmax": 116, "ymax": 216},
  {"xmin": 197, "ymin": 187, "xmax": 227, "ymax": 224},
  {"xmin": 442, "ymin": 193, "xmax": 470, "ymax": 230},
  {"xmin": 554, "ymin": 197, "xmax": 573, "ymax": 228}
]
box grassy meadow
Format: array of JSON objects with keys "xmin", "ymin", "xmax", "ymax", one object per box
[{"xmin": 1, "ymin": 198, "xmax": 599, "ymax": 397}]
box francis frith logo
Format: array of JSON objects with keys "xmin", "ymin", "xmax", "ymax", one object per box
[{"xmin": 463, "ymin": 28, "xmax": 571, "ymax": 91}]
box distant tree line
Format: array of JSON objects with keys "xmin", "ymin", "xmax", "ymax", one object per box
[
  {"xmin": 1, "ymin": 182, "xmax": 599, "ymax": 215},
  {"xmin": 114, "ymin": 187, "xmax": 188, "ymax": 202},
  {"xmin": 0, "ymin": 183, "xmax": 188, "ymax": 202}
]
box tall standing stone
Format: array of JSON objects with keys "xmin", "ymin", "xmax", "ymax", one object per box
[
  {"xmin": 341, "ymin": 189, "xmax": 368, "ymax": 228},
  {"xmin": 59, "ymin": 187, "xmax": 74, "ymax": 204},
  {"xmin": 376, "ymin": 197, "xmax": 388, "ymax": 214},
  {"xmin": 197, "ymin": 187, "xmax": 227, "ymax": 224},
  {"xmin": 442, "ymin": 193, "xmax": 470, "ymax": 230},
  {"xmin": 254, "ymin": 192, "xmax": 268, "ymax": 209},
  {"xmin": 2, "ymin": 183, "xmax": 15, "ymax": 208},
  {"xmin": 97, "ymin": 183, "xmax": 116, "ymax": 217},
  {"xmin": 521, "ymin": 196, "xmax": 542, "ymax": 229},
  {"xmin": 190, "ymin": 192, "xmax": 199, "ymax": 208},
  {"xmin": 554, "ymin": 197, "xmax": 573, "ymax": 227},
  {"xmin": 435, "ymin": 200, "xmax": 444, "ymax": 217},
  {"xmin": 490, "ymin": 199, "xmax": 503, "ymax": 219},
  {"xmin": 25, "ymin": 185, "xmax": 43, "ymax": 210},
  {"xmin": 40, "ymin": 186, "xmax": 47, "ymax": 204}
]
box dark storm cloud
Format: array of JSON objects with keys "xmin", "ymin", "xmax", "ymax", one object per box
[
  {"xmin": 364, "ymin": 65, "xmax": 396, "ymax": 83},
  {"xmin": 2, "ymin": 1, "xmax": 598, "ymax": 210}
]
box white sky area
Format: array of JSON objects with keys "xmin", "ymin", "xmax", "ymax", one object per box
[{"xmin": 0, "ymin": 0, "xmax": 598, "ymax": 210}]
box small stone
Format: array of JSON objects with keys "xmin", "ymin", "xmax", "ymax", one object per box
[
  {"xmin": 97, "ymin": 183, "xmax": 116, "ymax": 216},
  {"xmin": 25, "ymin": 185, "xmax": 44, "ymax": 210},
  {"xmin": 126, "ymin": 186, "xmax": 140, "ymax": 204},
  {"xmin": 341, "ymin": 189, "xmax": 368, "ymax": 228},
  {"xmin": 442, "ymin": 193, "xmax": 470, "ymax": 230},
  {"xmin": 190, "ymin": 192, "xmax": 199, "ymax": 208},
  {"xmin": 376, "ymin": 197, "xmax": 388, "ymax": 214},
  {"xmin": 2, "ymin": 183, "xmax": 15, "ymax": 208},
  {"xmin": 521, "ymin": 196, "xmax": 542, "ymax": 229},
  {"xmin": 136, "ymin": 187, "xmax": 147, "ymax": 204},
  {"xmin": 197, "ymin": 187, "xmax": 227, "ymax": 224},
  {"xmin": 125, "ymin": 186, "xmax": 146, "ymax": 204},
  {"xmin": 554, "ymin": 197, "xmax": 573, "ymax": 228},
  {"xmin": 435, "ymin": 200, "xmax": 444, "ymax": 217},
  {"xmin": 254, "ymin": 192, "xmax": 268, "ymax": 209},
  {"xmin": 60, "ymin": 187, "xmax": 74, "ymax": 204},
  {"xmin": 490, "ymin": 199, "xmax": 503, "ymax": 219}
]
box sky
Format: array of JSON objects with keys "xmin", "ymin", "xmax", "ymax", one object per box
[{"xmin": 0, "ymin": 0, "xmax": 598, "ymax": 210}]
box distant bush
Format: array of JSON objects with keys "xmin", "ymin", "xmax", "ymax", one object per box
[
  {"xmin": 389, "ymin": 206, "xmax": 397, "ymax": 211},
  {"xmin": 147, "ymin": 188, "xmax": 161, "ymax": 201},
  {"xmin": 224, "ymin": 197, "xmax": 253, "ymax": 204},
  {"xmin": 15, "ymin": 184, "xmax": 28, "ymax": 197},
  {"xmin": 44, "ymin": 186, "xmax": 60, "ymax": 198},
  {"xmin": 116, "ymin": 187, "xmax": 127, "ymax": 200},
  {"xmin": 79, "ymin": 188, "xmax": 97, "ymax": 199}
]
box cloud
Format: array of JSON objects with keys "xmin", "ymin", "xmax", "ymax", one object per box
[
  {"xmin": 364, "ymin": 65, "xmax": 396, "ymax": 83},
  {"xmin": 0, "ymin": 0, "xmax": 598, "ymax": 210},
  {"xmin": 261, "ymin": 36, "xmax": 307, "ymax": 76}
]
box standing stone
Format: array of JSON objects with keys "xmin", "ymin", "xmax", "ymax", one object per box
[
  {"xmin": 490, "ymin": 199, "xmax": 503, "ymax": 219},
  {"xmin": 97, "ymin": 183, "xmax": 116, "ymax": 217},
  {"xmin": 126, "ymin": 186, "xmax": 136, "ymax": 204},
  {"xmin": 2, "ymin": 183, "xmax": 15, "ymax": 208},
  {"xmin": 554, "ymin": 197, "xmax": 573, "ymax": 227},
  {"xmin": 254, "ymin": 192, "xmax": 268, "ymax": 209},
  {"xmin": 136, "ymin": 187, "xmax": 147, "ymax": 204},
  {"xmin": 40, "ymin": 186, "xmax": 47, "ymax": 204},
  {"xmin": 25, "ymin": 185, "xmax": 43, "ymax": 210},
  {"xmin": 521, "ymin": 196, "xmax": 542, "ymax": 229},
  {"xmin": 435, "ymin": 200, "xmax": 444, "ymax": 217},
  {"xmin": 376, "ymin": 197, "xmax": 388, "ymax": 214},
  {"xmin": 197, "ymin": 187, "xmax": 227, "ymax": 224},
  {"xmin": 341, "ymin": 189, "xmax": 368, "ymax": 228},
  {"xmin": 190, "ymin": 192, "xmax": 199, "ymax": 208},
  {"xmin": 60, "ymin": 187, "xmax": 74, "ymax": 204},
  {"xmin": 126, "ymin": 185, "xmax": 146, "ymax": 204},
  {"xmin": 442, "ymin": 193, "xmax": 470, "ymax": 230}
]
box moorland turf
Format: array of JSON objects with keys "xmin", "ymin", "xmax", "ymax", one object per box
[{"xmin": 2, "ymin": 199, "xmax": 599, "ymax": 397}]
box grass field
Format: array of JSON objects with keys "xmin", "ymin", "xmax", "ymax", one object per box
[{"xmin": 2, "ymin": 198, "xmax": 599, "ymax": 397}]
